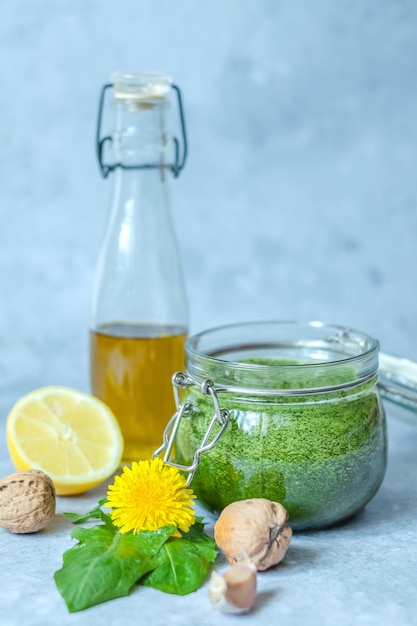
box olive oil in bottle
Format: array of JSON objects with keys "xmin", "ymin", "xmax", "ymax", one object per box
[{"xmin": 90, "ymin": 323, "xmax": 187, "ymax": 461}]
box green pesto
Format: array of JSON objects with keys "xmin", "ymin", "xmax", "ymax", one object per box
[{"xmin": 175, "ymin": 360, "xmax": 387, "ymax": 530}]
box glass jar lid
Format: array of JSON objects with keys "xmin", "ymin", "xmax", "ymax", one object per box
[{"xmin": 378, "ymin": 352, "xmax": 417, "ymax": 416}]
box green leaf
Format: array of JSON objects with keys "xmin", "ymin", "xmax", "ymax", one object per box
[
  {"xmin": 55, "ymin": 502, "xmax": 218, "ymax": 611},
  {"xmin": 54, "ymin": 524, "xmax": 174, "ymax": 612},
  {"xmin": 180, "ymin": 520, "xmax": 216, "ymax": 554},
  {"xmin": 141, "ymin": 524, "xmax": 217, "ymax": 595},
  {"xmin": 63, "ymin": 499, "xmax": 108, "ymax": 525},
  {"xmin": 181, "ymin": 524, "xmax": 217, "ymax": 563}
]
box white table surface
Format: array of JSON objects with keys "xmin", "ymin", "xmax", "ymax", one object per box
[{"xmin": 0, "ymin": 402, "xmax": 416, "ymax": 626}]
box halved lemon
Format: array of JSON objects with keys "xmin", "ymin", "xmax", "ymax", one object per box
[{"xmin": 6, "ymin": 386, "xmax": 124, "ymax": 496}]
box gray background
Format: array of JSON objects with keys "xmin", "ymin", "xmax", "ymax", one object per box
[{"xmin": 1, "ymin": 0, "xmax": 417, "ymax": 414}]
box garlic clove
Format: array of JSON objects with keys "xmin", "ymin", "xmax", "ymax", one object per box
[
  {"xmin": 208, "ymin": 562, "xmax": 257, "ymax": 614},
  {"xmin": 208, "ymin": 570, "xmax": 228, "ymax": 604}
]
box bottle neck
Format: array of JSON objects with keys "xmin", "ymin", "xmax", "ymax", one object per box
[
  {"xmin": 108, "ymin": 166, "xmax": 170, "ymax": 225},
  {"xmin": 111, "ymin": 98, "xmax": 171, "ymax": 167}
]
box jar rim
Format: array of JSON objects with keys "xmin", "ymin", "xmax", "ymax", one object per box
[{"xmin": 185, "ymin": 320, "xmax": 379, "ymax": 395}]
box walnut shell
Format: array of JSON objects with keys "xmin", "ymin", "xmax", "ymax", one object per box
[
  {"xmin": 0, "ymin": 469, "xmax": 56, "ymax": 533},
  {"xmin": 214, "ymin": 498, "xmax": 292, "ymax": 571}
]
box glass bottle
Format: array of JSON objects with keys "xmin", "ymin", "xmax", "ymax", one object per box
[{"xmin": 90, "ymin": 72, "xmax": 188, "ymax": 462}]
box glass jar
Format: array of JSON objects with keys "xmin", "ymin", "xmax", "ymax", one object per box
[{"xmin": 169, "ymin": 321, "xmax": 387, "ymax": 531}]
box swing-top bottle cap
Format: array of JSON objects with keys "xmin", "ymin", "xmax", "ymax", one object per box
[
  {"xmin": 96, "ymin": 72, "xmax": 187, "ymax": 177},
  {"xmin": 111, "ymin": 72, "xmax": 172, "ymax": 101}
]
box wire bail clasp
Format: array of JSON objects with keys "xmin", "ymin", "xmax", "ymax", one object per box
[
  {"xmin": 96, "ymin": 81, "xmax": 188, "ymax": 179},
  {"xmin": 153, "ymin": 372, "xmax": 229, "ymax": 486}
]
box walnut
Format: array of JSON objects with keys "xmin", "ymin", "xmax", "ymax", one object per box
[
  {"xmin": 214, "ymin": 498, "xmax": 292, "ymax": 571},
  {"xmin": 0, "ymin": 469, "xmax": 56, "ymax": 533}
]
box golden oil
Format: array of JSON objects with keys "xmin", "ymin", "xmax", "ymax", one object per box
[{"xmin": 90, "ymin": 322, "xmax": 187, "ymax": 462}]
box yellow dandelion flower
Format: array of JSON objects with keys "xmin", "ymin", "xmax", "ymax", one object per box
[{"xmin": 106, "ymin": 458, "xmax": 195, "ymax": 535}]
